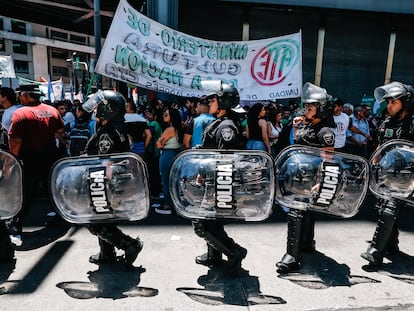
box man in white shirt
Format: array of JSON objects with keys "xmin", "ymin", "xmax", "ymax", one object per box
[
  {"xmin": 333, "ymin": 99, "xmax": 371, "ymax": 153},
  {"xmin": 0, "ymin": 87, "xmax": 22, "ymax": 131}
]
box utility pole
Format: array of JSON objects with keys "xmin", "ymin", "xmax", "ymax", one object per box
[{"xmin": 94, "ymin": 0, "xmax": 102, "ymax": 90}]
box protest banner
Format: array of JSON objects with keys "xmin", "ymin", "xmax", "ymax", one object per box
[{"xmin": 95, "ymin": 0, "xmax": 302, "ymax": 100}]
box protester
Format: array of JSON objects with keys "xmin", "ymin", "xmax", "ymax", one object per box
[
  {"xmin": 267, "ymin": 107, "xmax": 283, "ymax": 157},
  {"xmin": 124, "ymin": 100, "xmax": 152, "ymax": 159},
  {"xmin": 156, "ymin": 106, "xmax": 184, "ymax": 214},
  {"xmin": 183, "ymin": 97, "xmax": 215, "ymax": 149},
  {"xmin": 245, "ymin": 103, "xmax": 271, "ymax": 153},
  {"xmin": 8, "ymin": 85, "xmax": 64, "ymax": 246},
  {"xmin": 0, "ymin": 87, "xmax": 21, "ymax": 131}
]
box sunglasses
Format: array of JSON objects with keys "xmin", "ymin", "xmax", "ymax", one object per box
[{"xmin": 163, "ymin": 112, "xmax": 169, "ymax": 117}]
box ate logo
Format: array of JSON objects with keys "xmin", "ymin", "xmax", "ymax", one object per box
[{"xmin": 251, "ymin": 39, "xmax": 300, "ymax": 86}]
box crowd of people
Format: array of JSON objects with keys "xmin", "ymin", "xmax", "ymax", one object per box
[{"xmin": 0, "ymin": 80, "xmax": 411, "ymax": 279}]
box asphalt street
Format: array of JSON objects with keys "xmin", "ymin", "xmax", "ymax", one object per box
[{"xmin": 2, "ymin": 194, "xmax": 414, "ymax": 311}]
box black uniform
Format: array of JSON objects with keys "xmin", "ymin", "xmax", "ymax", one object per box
[
  {"xmin": 192, "ymin": 113, "xmax": 247, "ymax": 272},
  {"xmin": 277, "ymin": 120, "xmax": 335, "ymax": 272},
  {"xmin": 361, "ymin": 112, "xmax": 414, "ymax": 265},
  {"xmin": 86, "ymin": 118, "xmax": 143, "ymax": 265}
]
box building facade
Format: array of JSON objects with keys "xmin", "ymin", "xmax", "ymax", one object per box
[{"xmin": 1, "ymin": 0, "xmax": 414, "ymax": 106}]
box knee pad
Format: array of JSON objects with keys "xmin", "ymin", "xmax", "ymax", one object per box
[
  {"xmin": 380, "ymin": 201, "xmax": 399, "ymax": 219},
  {"xmin": 288, "ymin": 209, "xmax": 303, "ymax": 219}
]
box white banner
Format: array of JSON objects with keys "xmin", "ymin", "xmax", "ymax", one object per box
[
  {"xmin": 95, "ymin": 0, "xmax": 302, "ymax": 100},
  {"xmin": 0, "ymin": 55, "xmax": 16, "ymax": 78}
]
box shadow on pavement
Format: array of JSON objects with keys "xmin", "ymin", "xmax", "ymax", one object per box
[
  {"xmin": 16, "ymin": 224, "xmax": 75, "ymax": 251},
  {"xmin": 363, "ymin": 251, "xmax": 414, "ymax": 285},
  {"xmin": 177, "ymin": 264, "xmax": 286, "ymax": 306},
  {"xmin": 278, "ymin": 250, "xmax": 380, "ymax": 289},
  {"xmin": 2, "ymin": 240, "xmax": 74, "ymax": 294},
  {"xmin": 56, "ymin": 262, "xmax": 158, "ymax": 299}
]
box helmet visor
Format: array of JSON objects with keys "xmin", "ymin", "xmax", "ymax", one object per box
[
  {"xmin": 82, "ymin": 90, "xmax": 106, "ymax": 113},
  {"xmin": 302, "ymin": 82, "xmax": 328, "ymax": 104},
  {"xmin": 374, "ymin": 82, "xmax": 407, "ymax": 102}
]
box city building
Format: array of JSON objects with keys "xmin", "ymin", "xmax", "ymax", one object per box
[{"xmin": 1, "ymin": 0, "xmax": 414, "ymax": 104}]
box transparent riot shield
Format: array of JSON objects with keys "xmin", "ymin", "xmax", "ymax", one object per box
[
  {"xmin": 369, "ymin": 139, "xmax": 414, "ymax": 206},
  {"xmin": 169, "ymin": 150, "xmax": 275, "ymax": 221},
  {"xmin": 50, "ymin": 153, "xmax": 150, "ymax": 224},
  {"xmin": 275, "ymin": 145, "xmax": 369, "ymax": 218},
  {"xmin": 0, "ymin": 150, "xmax": 23, "ymax": 220}
]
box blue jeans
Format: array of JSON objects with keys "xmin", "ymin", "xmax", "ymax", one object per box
[
  {"xmin": 246, "ymin": 139, "xmax": 266, "ymax": 151},
  {"xmin": 159, "ymin": 148, "xmax": 181, "ymax": 206}
]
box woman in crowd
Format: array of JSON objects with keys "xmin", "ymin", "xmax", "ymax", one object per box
[
  {"xmin": 245, "ymin": 103, "xmax": 271, "ymax": 154},
  {"xmin": 267, "ymin": 107, "xmax": 283, "ymax": 157},
  {"xmin": 156, "ymin": 106, "xmax": 184, "ymax": 214}
]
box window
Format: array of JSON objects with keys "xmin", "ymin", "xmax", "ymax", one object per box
[
  {"xmin": 50, "ymin": 30, "xmax": 68, "ymax": 41},
  {"xmin": 14, "ymin": 60, "xmax": 29, "ymax": 74},
  {"xmin": 0, "ymin": 38, "xmax": 5, "ymax": 52},
  {"xmin": 13, "ymin": 41, "xmax": 28, "ymax": 54},
  {"xmin": 52, "ymin": 66, "xmax": 69, "ymax": 77},
  {"xmin": 0, "ymin": 18, "xmax": 4, "ymax": 31},
  {"xmin": 70, "ymin": 34, "xmax": 86, "ymax": 45},
  {"xmin": 51, "ymin": 48, "xmax": 68, "ymax": 60},
  {"xmin": 11, "ymin": 20, "xmax": 26, "ymax": 34}
]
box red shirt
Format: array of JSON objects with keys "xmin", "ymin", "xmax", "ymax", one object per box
[{"xmin": 9, "ymin": 103, "xmax": 64, "ymax": 151}]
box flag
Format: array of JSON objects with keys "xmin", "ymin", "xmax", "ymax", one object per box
[
  {"xmin": 47, "ymin": 74, "xmax": 53, "ymax": 102},
  {"xmin": 0, "ymin": 55, "xmax": 16, "ymax": 78},
  {"xmin": 61, "ymin": 81, "xmax": 66, "ymax": 101},
  {"xmin": 69, "ymin": 79, "xmax": 74, "ymax": 103}
]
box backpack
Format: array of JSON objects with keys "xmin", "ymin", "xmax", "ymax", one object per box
[{"xmin": 68, "ymin": 121, "xmax": 91, "ymax": 156}]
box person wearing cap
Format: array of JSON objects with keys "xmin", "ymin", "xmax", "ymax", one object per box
[
  {"xmin": 183, "ymin": 96, "xmax": 215, "ymax": 149},
  {"xmin": 192, "ymin": 82, "xmax": 247, "ymax": 274},
  {"xmin": 342, "ymin": 103, "xmax": 354, "ymax": 116},
  {"xmin": 7, "ymin": 84, "xmax": 64, "ymax": 245},
  {"xmin": 276, "ymin": 82, "xmax": 336, "ymax": 274},
  {"xmin": 361, "ymin": 81, "xmax": 414, "ymax": 267}
]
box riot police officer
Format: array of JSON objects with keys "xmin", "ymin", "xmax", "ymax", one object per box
[
  {"xmin": 83, "ymin": 90, "xmax": 143, "ymax": 265},
  {"xmin": 361, "ymin": 81, "xmax": 414, "ymax": 266},
  {"xmin": 276, "ymin": 82, "xmax": 336, "ymax": 273},
  {"xmin": 192, "ymin": 82, "xmax": 247, "ymax": 273}
]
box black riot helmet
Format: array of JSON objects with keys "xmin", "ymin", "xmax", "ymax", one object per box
[
  {"xmin": 374, "ymin": 81, "xmax": 414, "ymax": 114},
  {"xmin": 218, "ymin": 83, "xmax": 240, "ymax": 110},
  {"xmin": 202, "ymin": 80, "xmax": 241, "ymax": 111},
  {"xmin": 301, "ymin": 82, "xmax": 334, "ymax": 123},
  {"xmin": 83, "ymin": 90, "xmax": 127, "ymax": 122}
]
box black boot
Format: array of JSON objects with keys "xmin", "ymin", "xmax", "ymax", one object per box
[
  {"xmin": 117, "ymin": 235, "xmax": 143, "ymax": 265},
  {"xmin": 276, "ymin": 210, "xmax": 302, "ymax": 273},
  {"xmin": 0, "ymin": 222, "xmax": 14, "ymax": 263},
  {"xmin": 361, "ymin": 203, "xmax": 398, "ymax": 266},
  {"xmin": 300, "ymin": 212, "xmax": 315, "ymax": 252},
  {"xmin": 227, "ymin": 243, "xmax": 247, "ymax": 273},
  {"xmin": 385, "ymin": 223, "xmax": 399, "ymax": 256},
  {"xmin": 89, "ymin": 238, "xmax": 116, "ymax": 264},
  {"xmin": 203, "ymin": 231, "xmax": 246, "ymax": 273},
  {"xmin": 196, "ymin": 244, "xmax": 223, "ymax": 266}
]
